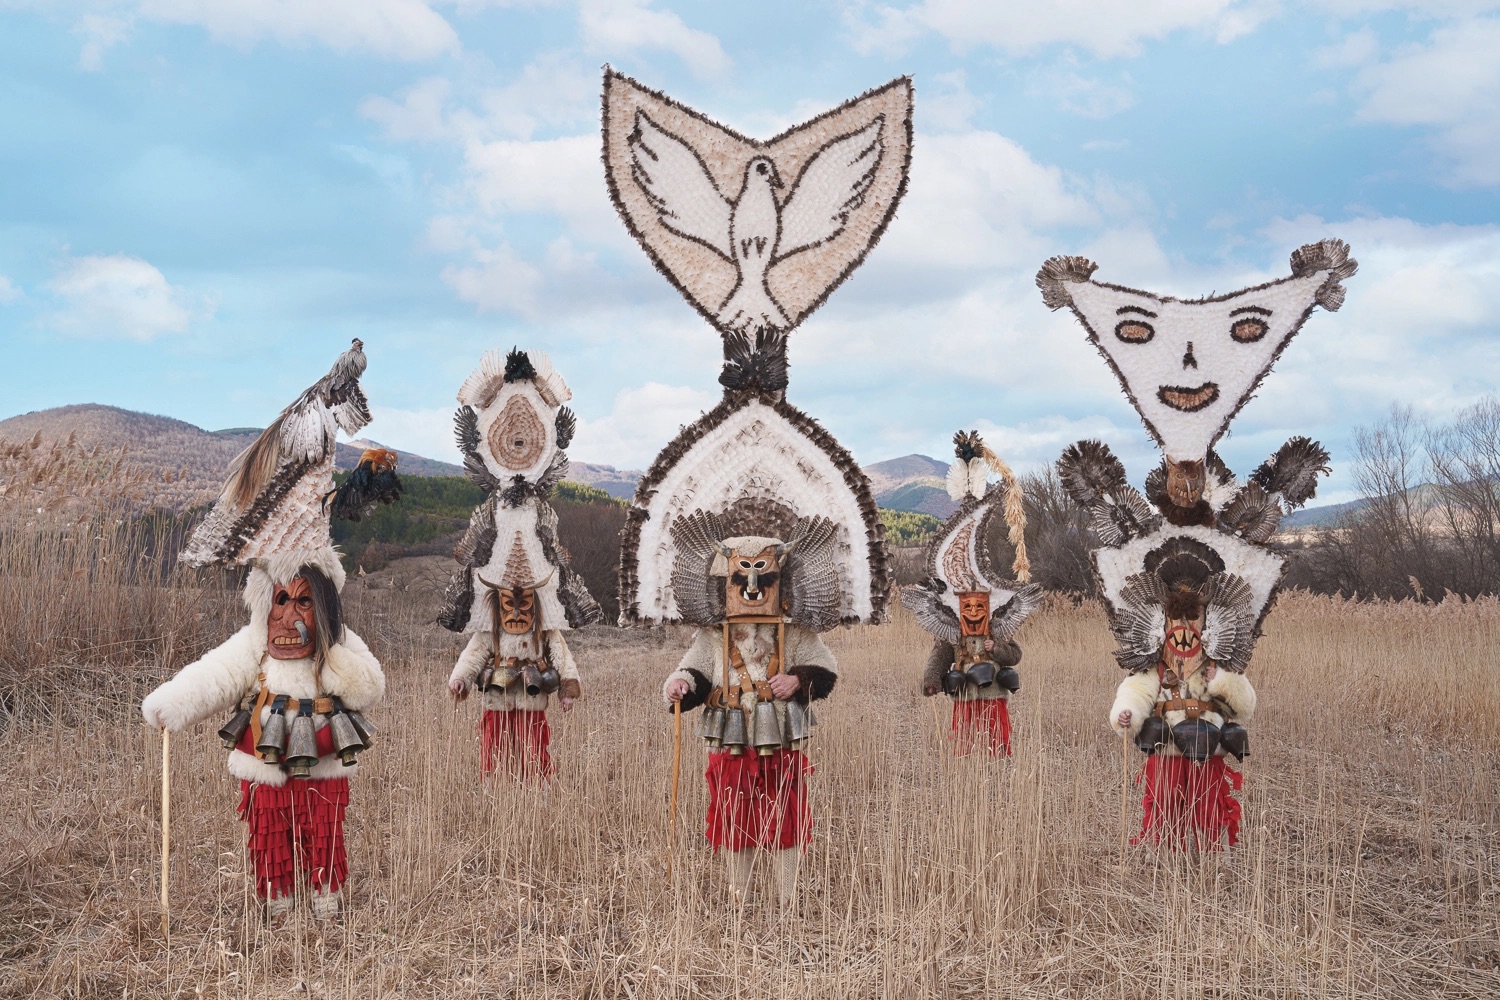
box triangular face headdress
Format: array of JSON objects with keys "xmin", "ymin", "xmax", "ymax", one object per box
[
  {"xmin": 180, "ymin": 339, "xmax": 371, "ymax": 570},
  {"xmin": 604, "ymin": 70, "xmax": 911, "ymax": 629},
  {"xmin": 1037, "ymin": 241, "xmax": 1357, "ymax": 463},
  {"xmin": 900, "ymin": 432, "xmax": 1042, "ymax": 646}
]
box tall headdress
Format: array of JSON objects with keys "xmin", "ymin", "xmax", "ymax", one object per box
[
  {"xmin": 437, "ymin": 348, "xmax": 601, "ymax": 634},
  {"xmin": 180, "ymin": 338, "xmax": 373, "ymax": 586},
  {"xmin": 901, "ymin": 431, "xmax": 1042, "ymax": 644},
  {"xmin": 603, "ymin": 69, "xmax": 912, "ymax": 628},
  {"xmin": 1043, "ymin": 243, "xmax": 1353, "ymax": 671}
]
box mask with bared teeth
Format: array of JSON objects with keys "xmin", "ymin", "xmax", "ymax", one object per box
[
  {"xmin": 956, "ymin": 591, "xmax": 991, "ymax": 638},
  {"xmin": 267, "ymin": 577, "xmax": 317, "ymax": 660}
]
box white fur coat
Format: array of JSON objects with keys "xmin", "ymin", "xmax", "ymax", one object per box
[
  {"xmin": 1108, "ymin": 665, "xmax": 1256, "ymax": 758},
  {"xmin": 450, "ymin": 629, "xmax": 580, "ymax": 713},
  {"xmin": 140, "ymin": 624, "xmax": 385, "ymax": 786}
]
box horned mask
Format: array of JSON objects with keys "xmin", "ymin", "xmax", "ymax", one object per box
[{"xmin": 713, "ymin": 537, "xmax": 796, "ymax": 619}]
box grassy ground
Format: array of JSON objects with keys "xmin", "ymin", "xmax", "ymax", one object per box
[{"xmin": 1, "ymin": 557, "xmax": 1497, "ymax": 999}]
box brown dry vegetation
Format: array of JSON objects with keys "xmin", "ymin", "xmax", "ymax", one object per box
[{"xmin": 2, "ymin": 451, "xmax": 1498, "ymax": 999}]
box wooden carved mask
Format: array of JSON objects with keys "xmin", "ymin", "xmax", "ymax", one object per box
[
  {"xmin": 720, "ymin": 543, "xmax": 788, "ymax": 619},
  {"xmin": 268, "ymin": 577, "xmax": 317, "ymax": 660},
  {"xmin": 956, "ymin": 591, "xmax": 990, "ymax": 638},
  {"xmin": 497, "ymin": 585, "xmax": 538, "ymax": 635}
]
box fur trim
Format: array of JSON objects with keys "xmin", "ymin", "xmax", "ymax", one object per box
[
  {"xmin": 318, "ymin": 628, "xmax": 384, "ymax": 710},
  {"xmin": 141, "ymin": 625, "xmax": 261, "ymax": 732},
  {"xmin": 1110, "ymin": 671, "xmax": 1160, "ymax": 738},
  {"xmin": 786, "ymin": 664, "xmax": 837, "ymax": 703},
  {"xmin": 1206, "ymin": 668, "xmax": 1257, "ymax": 723},
  {"xmin": 228, "ymin": 749, "xmax": 289, "ymax": 787}
]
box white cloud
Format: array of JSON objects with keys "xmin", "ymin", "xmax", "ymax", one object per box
[
  {"xmin": 462, "ymin": 133, "xmax": 619, "ymax": 239},
  {"xmin": 137, "ymin": 0, "xmax": 459, "ymax": 61},
  {"xmin": 360, "ymin": 77, "xmax": 454, "ymax": 143},
  {"xmin": 0, "ymin": 275, "xmax": 21, "ymax": 304},
  {"xmin": 847, "ymin": 0, "xmax": 1262, "ymax": 59},
  {"xmin": 578, "ymin": 0, "xmax": 730, "ymax": 81},
  {"xmin": 1026, "ymin": 55, "xmax": 1135, "ymax": 118},
  {"xmin": 570, "ymin": 381, "xmax": 719, "ymax": 469},
  {"xmin": 44, "ymin": 253, "xmax": 211, "ymax": 340},
  {"xmin": 74, "ymin": 13, "xmax": 131, "ymax": 71},
  {"xmin": 440, "ymin": 240, "xmax": 544, "ymax": 315},
  {"xmin": 1347, "ymin": 16, "xmax": 1500, "ymax": 185}
]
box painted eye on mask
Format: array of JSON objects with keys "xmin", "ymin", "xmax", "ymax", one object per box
[
  {"xmin": 1114, "ymin": 320, "xmax": 1154, "ymax": 344},
  {"xmin": 1230, "ymin": 317, "xmax": 1269, "ymax": 343}
]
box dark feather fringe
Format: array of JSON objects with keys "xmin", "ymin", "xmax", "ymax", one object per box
[
  {"xmin": 1143, "ymin": 536, "xmax": 1225, "ymax": 591},
  {"xmin": 1218, "ymin": 482, "xmax": 1282, "ymax": 543},
  {"xmin": 454, "ymin": 404, "xmax": 481, "ymax": 456},
  {"xmin": 1056, "ymin": 439, "xmax": 1126, "ymax": 509},
  {"xmin": 1035, "ymin": 255, "xmax": 1098, "ymax": 310},
  {"xmin": 504, "ymin": 349, "xmax": 537, "ymax": 382},
  {"xmin": 437, "ymin": 567, "xmax": 474, "ymax": 632},
  {"xmin": 1289, "ymin": 239, "xmax": 1358, "ymax": 312},
  {"xmin": 952, "ymin": 429, "xmax": 982, "ymax": 464},
  {"xmin": 534, "ymin": 498, "xmax": 605, "ymax": 628},
  {"xmin": 719, "ymin": 329, "xmax": 789, "ymax": 393},
  {"xmin": 617, "ymin": 392, "xmax": 890, "ymax": 626},
  {"xmin": 200, "ymin": 457, "xmax": 316, "ymax": 565},
  {"xmin": 921, "ymin": 489, "xmax": 1000, "ymax": 584},
  {"xmin": 555, "ymin": 407, "xmax": 577, "ymax": 450},
  {"xmin": 601, "ymin": 69, "xmax": 914, "ymax": 343},
  {"xmin": 326, "ymin": 466, "xmax": 403, "ymax": 522},
  {"xmin": 1250, "ymin": 436, "xmax": 1331, "ymax": 510},
  {"xmin": 452, "ymin": 498, "xmax": 498, "ymax": 568}
]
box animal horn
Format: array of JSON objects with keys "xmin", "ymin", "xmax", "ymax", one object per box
[
  {"xmin": 713, "ymin": 541, "xmax": 734, "ymax": 558},
  {"xmin": 774, "ymin": 537, "xmax": 800, "ymax": 559},
  {"xmin": 476, "ymin": 572, "xmax": 502, "ymax": 591}
]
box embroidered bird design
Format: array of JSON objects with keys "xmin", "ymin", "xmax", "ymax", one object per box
[{"xmin": 627, "ymin": 111, "xmax": 885, "ymax": 336}]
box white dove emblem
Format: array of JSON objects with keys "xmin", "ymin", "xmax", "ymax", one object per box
[{"xmin": 628, "ymin": 110, "xmax": 885, "ymax": 335}]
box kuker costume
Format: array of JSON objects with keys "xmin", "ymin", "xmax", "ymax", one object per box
[
  {"xmin": 602, "ymin": 69, "xmax": 907, "ymax": 903},
  {"xmin": 141, "ymin": 340, "xmax": 393, "ymax": 918},
  {"xmin": 1040, "ymin": 241, "xmax": 1353, "ymax": 848},
  {"xmin": 902, "ymin": 432, "xmax": 1041, "ymax": 756},
  {"xmin": 438, "ymin": 349, "xmax": 602, "ymax": 780}
]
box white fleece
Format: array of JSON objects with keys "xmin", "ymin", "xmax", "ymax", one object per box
[
  {"xmin": 1108, "ymin": 666, "xmax": 1257, "ymax": 757},
  {"xmin": 141, "ymin": 625, "xmax": 384, "ymax": 788},
  {"xmin": 450, "ymin": 628, "xmax": 580, "ymax": 712},
  {"xmin": 663, "ymin": 624, "xmax": 836, "ymax": 742}
]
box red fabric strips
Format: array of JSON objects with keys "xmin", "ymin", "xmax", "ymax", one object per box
[
  {"xmin": 949, "ymin": 699, "xmax": 1012, "ymax": 756},
  {"xmin": 237, "ymin": 778, "xmax": 350, "ymax": 899},
  {"xmin": 480, "ymin": 709, "xmax": 554, "ymax": 781},
  {"xmin": 1134, "ymin": 755, "xmax": 1242, "ymax": 850},
  {"xmin": 704, "ymin": 748, "xmax": 811, "ymax": 852}
]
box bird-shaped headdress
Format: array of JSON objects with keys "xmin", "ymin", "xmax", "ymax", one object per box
[
  {"xmin": 604, "ymin": 71, "xmax": 910, "ymax": 628},
  {"xmin": 901, "ymin": 432, "xmax": 1041, "ymax": 645}
]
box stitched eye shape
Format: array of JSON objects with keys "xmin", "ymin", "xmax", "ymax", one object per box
[
  {"xmin": 1231, "ymin": 318, "xmax": 1268, "ymax": 343},
  {"xmin": 753, "ymin": 561, "xmax": 767, "ymax": 569},
  {"xmin": 1114, "ymin": 320, "xmax": 1154, "ymax": 344}
]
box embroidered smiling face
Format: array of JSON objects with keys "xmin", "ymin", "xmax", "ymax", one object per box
[{"xmin": 1038, "ymin": 241, "xmax": 1357, "ymax": 464}]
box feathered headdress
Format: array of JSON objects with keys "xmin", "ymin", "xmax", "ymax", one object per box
[{"xmin": 605, "ymin": 71, "xmax": 910, "ymax": 629}]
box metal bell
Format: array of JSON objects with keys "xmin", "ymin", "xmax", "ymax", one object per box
[
  {"xmin": 1219, "ymin": 722, "xmax": 1250, "ymax": 761},
  {"xmin": 1170, "ymin": 719, "xmax": 1221, "ymax": 763},
  {"xmin": 217, "ymin": 706, "xmax": 252, "ymax": 749},
  {"xmin": 996, "ymin": 666, "xmax": 1021, "ymax": 693},
  {"xmin": 784, "ymin": 699, "xmax": 810, "ymax": 745},
  {"xmin": 941, "ymin": 669, "xmax": 966, "ymax": 696},
  {"xmin": 967, "ymin": 661, "xmax": 997, "ymax": 688},
  {"xmin": 699, "ymin": 705, "xmax": 727, "ymax": 746},
  {"xmin": 476, "ymin": 666, "xmax": 494, "ymax": 691},
  {"xmin": 720, "ymin": 707, "xmax": 748, "ymax": 755},
  {"xmin": 256, "ymin": 696, "xmax": 289, "ymax": 763},
  {"xmin": 284, "ymin": 708, "xmax": 319, "ymax": 779},
  {"xmin": 1134, "ymin": 715, "xmax": 1167, "ymax": 755},
  {"xmin": 522, "ymin": 663, "xmax": 544, "ymax": 696},
  {"xmin": 328, "ymin": 710, "xmax": 364, "ymax": 767},
  {"xmin": 487, "ymin": 665, "xmax": 521, "ymax": 691},
  {"xmin": 752, "ymin": 700, "xmax": 782, "ymax": 756},
  {"xmin": 345, "ymin": 708, "xmax": 377, "ymax": 749},
  {"xmin": 537, "ymin": 666, "xmax": 561, "ymax": 695}
]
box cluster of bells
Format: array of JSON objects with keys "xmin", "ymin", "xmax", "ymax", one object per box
[
  {"xmin": 941, "ymin": 661, "xmax": 1021, "ymax": 697},
  {"xmin": 1135, "ymin": 716, "xmax": 1250, "ymax": 763},
  {"xmin": 476, "ymin": 659, "xmax": 560, "ymax": 697},
  {"xmin": 698, "ymin": 696, "xmax": 812, "ymax": 755},
  {"xmin": 216, "ymin": 697, "xmax": 377, "ymax": 779}
]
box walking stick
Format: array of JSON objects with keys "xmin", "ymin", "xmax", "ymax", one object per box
[
  {"xmin": 668, "ymin": 700, "xmax": 682, "ymax": 879},
  {"xmin": 1119, "ymin": 728, "xmax": 1129, "ymax": 854},
  {"xmin": 160, "ymin": 727, "xmax": 171, "ymax": 937}
]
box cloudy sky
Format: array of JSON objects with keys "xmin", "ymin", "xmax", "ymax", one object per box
[{"xmin": 2, "ymin": 1, "xmax": 1497, "ymax": 501}]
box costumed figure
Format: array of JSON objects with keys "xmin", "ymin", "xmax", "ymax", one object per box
[
  {"xmin": 141, "ymin": 340, "xmax": 396, "ymax": 919},
  {"xmin": 901, "ymin": 431, "xmax": 1041, "ymax": 756},
  {"xmin": 438, "ymin": 349, "xmax": 602, "ymax": 781},
  {"xmin": 1038, "ymin": 240, "xmax": 1355, "ymax": 848},
  {"xmin": 601, "ymin": 68, "xmax": 909, "ymax": 904}
]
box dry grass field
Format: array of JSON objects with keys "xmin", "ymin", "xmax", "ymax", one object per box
[{"xmin": 1, "ymin": 549, "xmax": 1498, "ymax": 999}]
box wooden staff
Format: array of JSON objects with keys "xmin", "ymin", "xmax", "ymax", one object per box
[
  {"xmin": 1119, "ymin": 728, "xmax": 1129, "ymax": 854},
  {"xmin": 160, "ymin": 727, "xmax": 171, "ymax": 937},
  {"xmin": 668, "ymin": 700, "xmax": 682, "ymax": 879}
]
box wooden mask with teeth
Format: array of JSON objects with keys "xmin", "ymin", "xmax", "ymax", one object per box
[
  {"xmin": 265, "ymin": 567, "xmax": 340, "ymax": 663},
  {"xmin": 956, "ymin": 591, "xmax": 990, "ymax": 638},
  {"xmin": 497, "ymin": 585, "xmax": 537, "ymax": 636},
  {"xmin": 1037, "ymin": 240, "xmax": 1357, "ymax": 465},
  {"xmin": 715, "ymin": 540, "xmax": 791, "ymax": 619}
]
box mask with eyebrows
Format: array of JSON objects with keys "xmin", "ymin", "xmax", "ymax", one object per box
[{"xmin": 1037, "ymin": 240, "xmax": 1357, "ymax": 464}]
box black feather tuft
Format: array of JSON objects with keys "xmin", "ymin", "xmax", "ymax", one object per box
[
  {"xmin": 1057, "ymin": 439, "xmax": 1126, "ymax": 509},
  {"xmin": 1219, "ymin": 482, "xmax": 1282, "ymax": 542},
  {"xmin": 718, "ymin": 328, "xmax": 789, "ymax": 393},
  {"xmin": 952, "ymin": 430, "xmax": 983, "ymax": 463},
  {"xmin": 504, "ymin": 348, "xmax": 537, "ymax": 382},
  {"xmin": 1144, "ymin": 536, "xmax": 1225, "ymax": 592},
  {"xmin": 1251, "ymin": 436, "xmax": 1331, "ymax": 510},
  {"xmin": 555, "ymin": 406, "xmax": 577, "ymax": 450}
]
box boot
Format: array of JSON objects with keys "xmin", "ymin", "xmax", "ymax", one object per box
[
  {"xmin": 776, "ymin": 848, "xmax": 801, "ymax": 910},
  {"xmin": 727, "ymin": 849, "xmax": 755, "ymax": 906},
  {"xmin": 311, "ymin": 887, "xmax": 342, "ymax": 922},
  {"xmin": 264, "ymin": 893, "xmax": 295, "ymax": 925}
]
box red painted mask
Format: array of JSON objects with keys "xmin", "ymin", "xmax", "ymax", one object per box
[
  {"xmin": 957, "ymin": 591, "xmax": 990, "ymax": 638},
  {"xmin": 268, "ymin": 577, "xmax": 317, "ymax": 660}
]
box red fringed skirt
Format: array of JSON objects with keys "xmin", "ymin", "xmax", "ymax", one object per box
[
  {"xmin": 237, "ymin": 778, "xmax": 350, "ymax": 899},
  {"xmin": 705, "ymin": 748, "xmax": 811, "ymax": 852},
  {"xmin": 480, "ymin": 709, "xmax": 554, "ymax": 781},
  {"xmin": 1134, "ymin": 755, "xmax": 1242, "ymax": 849},
  {"xmin": 950, "ymin": 698, "xmax": 1012, "ymax": 756}
]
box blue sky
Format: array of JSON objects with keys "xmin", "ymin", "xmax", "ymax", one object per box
[{"xmin": 2, "ymin": 1, "xmax": 1497, "ymax": 502}]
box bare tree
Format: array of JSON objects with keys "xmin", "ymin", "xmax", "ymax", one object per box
[{"xmin": 1426, "ymin": 396, "xmax": 1500, "ymax": 593}]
